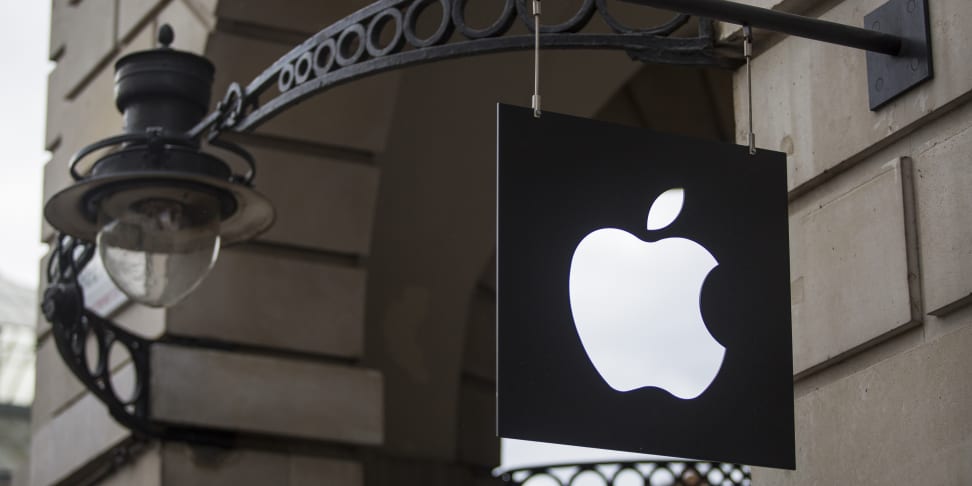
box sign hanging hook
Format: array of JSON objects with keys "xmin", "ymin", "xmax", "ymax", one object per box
[
  {"xmin": 532, "ymin": 0, "xmax": 542, "ymax": 118},
  {"xmin": 744, "ymin": 25, "xmax": 755, "ymax": 155}
]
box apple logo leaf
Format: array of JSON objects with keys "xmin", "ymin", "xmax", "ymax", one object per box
[{"xmin": 646, "ymin": 188, "xmax": 685, "ymax": 231}]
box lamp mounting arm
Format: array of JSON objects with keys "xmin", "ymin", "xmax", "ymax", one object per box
[
  {"xmin": 623, "ymin": 0, "xmax": 902, "ymax": 55},
  {"xmin": 622, "ymin": 0, "xmax": 933, "ymax": 110}
]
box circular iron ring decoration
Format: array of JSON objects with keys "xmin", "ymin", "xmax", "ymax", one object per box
[
  {"xmin": 293, "ymin": 50, "xmax": 314, "ymax": 85},
  {"xmin": 452, "ymin": 0, "xmax": 517, "ymax": 39},
  {"xmin": 367, "ymin": 8, "xmax": 405, "ymax": 57},
  {"xmin": 336, "ymin": 23, "xmax": 367, "ymax": 67},
  {"xmin": 404, "ymin": 0, "xmax": 454, "ymax": 48},
  {"xmin": 595, "ymin": 0, "xmax": 690, "ymax": 35},
  {"xmin": 514, "ymin": 0, "xmax": 597, "ymax": 34},
  {"xmin": 277, "ymin": 62, "xmax": 295, "ymax": 92},
  {"xmin": 313, "ymin": 38, "xmax": 337, "ymax": 78}
]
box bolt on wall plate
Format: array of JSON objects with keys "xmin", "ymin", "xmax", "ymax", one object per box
[{"xmin": 865, "ymin": 0, "xmax": 933, "ymax": 111}]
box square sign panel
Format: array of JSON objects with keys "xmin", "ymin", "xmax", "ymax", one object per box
[{"xmin": 497, "ymin": 104, "xmax": 795, "ymax": 469}]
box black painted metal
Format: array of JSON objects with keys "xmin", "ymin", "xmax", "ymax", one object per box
[
  {"xmin": 43, "ymin": 236, "xmax": 153, "ymax": 434},
  {"xmin": 41, "ymin": 236, "xmax": 247, "ymax": 447},
  {"xmin": 624, "ymin": 0, "xmax": 934, "ymax": 108},
  {"xmin": 499, "ymin": 460, "xmax": 751, "ymax": 485},
  {"xmin": 47, "ymin": 26, "xmax": 274, "ymax": 247},
  {"xmin": 114, "ymin": 31, "xmax": 215, "ymax": 135},
  {"xmin": 188, "ymin": 0, "xmax": 733, "ymax": 140},
  {"xmin": 622, "ymin": 0, "xmax": 901, "ymax": 55},
  {"xmin": 69, "ymin": 128, "xmax": 254, "ymax": 187},
  {"xmin": 865, "ymin": 0, "xmax": 932, "ymax": 110}
]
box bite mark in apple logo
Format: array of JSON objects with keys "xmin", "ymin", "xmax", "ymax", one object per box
[{"xmin": 568, "ymin": 188, "xmax": 725, "ymax": 400}]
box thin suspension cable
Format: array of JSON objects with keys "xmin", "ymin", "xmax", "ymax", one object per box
[
  {"xmin": 744, "ymin": 25, "xmax": 755, "ymax": 156},
  {"xmin": 532, "ymin": 0, "xmax": 542, "ymax": 118}
]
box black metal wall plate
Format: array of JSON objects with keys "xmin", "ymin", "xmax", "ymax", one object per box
[{"xmin": 865, "ymin": 0, "xmax": 933, "ymax": 110}]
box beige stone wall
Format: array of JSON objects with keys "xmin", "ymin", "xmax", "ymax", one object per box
[{"xmin": 732, "ymin": 0, "xmax": 972, "ymax": 483}]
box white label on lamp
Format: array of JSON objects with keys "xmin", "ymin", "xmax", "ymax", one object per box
[{"xmin": 78, "ymin": 252, "xmax": 130, "ymax": 318}]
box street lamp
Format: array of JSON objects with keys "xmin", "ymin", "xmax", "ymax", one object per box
[{"xmin": 43, "ymin": 26, "xmax": 274, "ymax": 307}]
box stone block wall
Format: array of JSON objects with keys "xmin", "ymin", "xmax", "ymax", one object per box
[{"xmin": 730, "ymin": 0, "xmax": 972, "ymax": 483}]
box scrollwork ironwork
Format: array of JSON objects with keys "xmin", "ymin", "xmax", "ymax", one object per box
[
  {"xmin": 498, "ymin": 460, "xmax": 751, "ymax": 485},
  {"xmin": 42, "ymin": 235, "xmax": 243, "ymax": 446},
  {"xmin": 43, "ymin": 235, "xmax": 152, "ymax": 434},
  {"xmin": 190, "ymin": 0, "xmax": 740, "ymax": 141}
]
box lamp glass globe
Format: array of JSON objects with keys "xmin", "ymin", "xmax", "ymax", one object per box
[{"xmin": 95, "ymin": 186, "xmax": 221, "ymax": 307}]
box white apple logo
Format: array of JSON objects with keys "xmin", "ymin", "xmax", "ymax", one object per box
[{"xmin": 568, "ymin": 188, "xmax": 725, "ymax": 400}]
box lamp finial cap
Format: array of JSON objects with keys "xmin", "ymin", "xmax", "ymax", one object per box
[{"xmin": 158, "ymin": 24, "xmax": 174, "ymax": 48}]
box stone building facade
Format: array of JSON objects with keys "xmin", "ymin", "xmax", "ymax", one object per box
[{"xmin": 32, "ymin": 0, "xmax": 971, "ymax": 485}]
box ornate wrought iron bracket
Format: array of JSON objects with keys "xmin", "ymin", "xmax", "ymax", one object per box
[
  {"xmin": 42, "ymin": 236, "xmax": 153, "ymax": 434},
  {"xmin": 188, "ymin": 0, "xmax": 739, "ymax": 141},
  {"xmin": 499, "ymin": 460, "xmax": 751, "ymax": 485},
  {"xmin": 42, "ymin": 236, "xmax": 240, "ymax": 446},
  {"xmin": 187, "ymin": 0, "xmax": 931, "ymax": 143}
]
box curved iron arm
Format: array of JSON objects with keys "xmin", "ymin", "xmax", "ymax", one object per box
[
  {"xmin": 498, "ymin": 459, "xmax": 751, "ymax": 485},
  {"xmin": 190, "ymin": 0, "xmax": 739, "ymax": 140},
  {"xmin": 42, "ymin": 236, "xmax": 153, "ymax": 434},
  {"xmin": 41, "ymin": 236, "xmax": 240, "ymax": 446}
]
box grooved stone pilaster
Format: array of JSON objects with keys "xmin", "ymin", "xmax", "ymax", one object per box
[
  {"xmin": 31, "ymin": 339, "xmax": 83, "ymax": 432},
  {"xmin": 29, "ymin": 365, "xmax": 134, "ymax": 486},
  {"xmin": 789, "ymin": 157, "xmax": 920, "ymax": 375},
  {"xmin": 150, "ymin": 344, "xmax": 382, "ymax": 445},
  {"xmin": 752, "ymin": 322, "xmax": 972, "ymax": 484},
  {"xmin": 913, "ymin": 119, "xmax": 972, "ymax": 316},
  {"xmin": 49, "ymin": 0, "xmax": 69, "ymax": 60},
  {"xmin": 118, "ymin": 0, "xmax": 165, "ymax": 42},
  {"xmin": 45, "ymin": 0, "xmax": 116, "ymax": 100}
]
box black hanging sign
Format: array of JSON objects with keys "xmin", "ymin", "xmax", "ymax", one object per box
[{"xmin": 496, "ymin": 104, "xmax": 795, "ymax": 469}]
